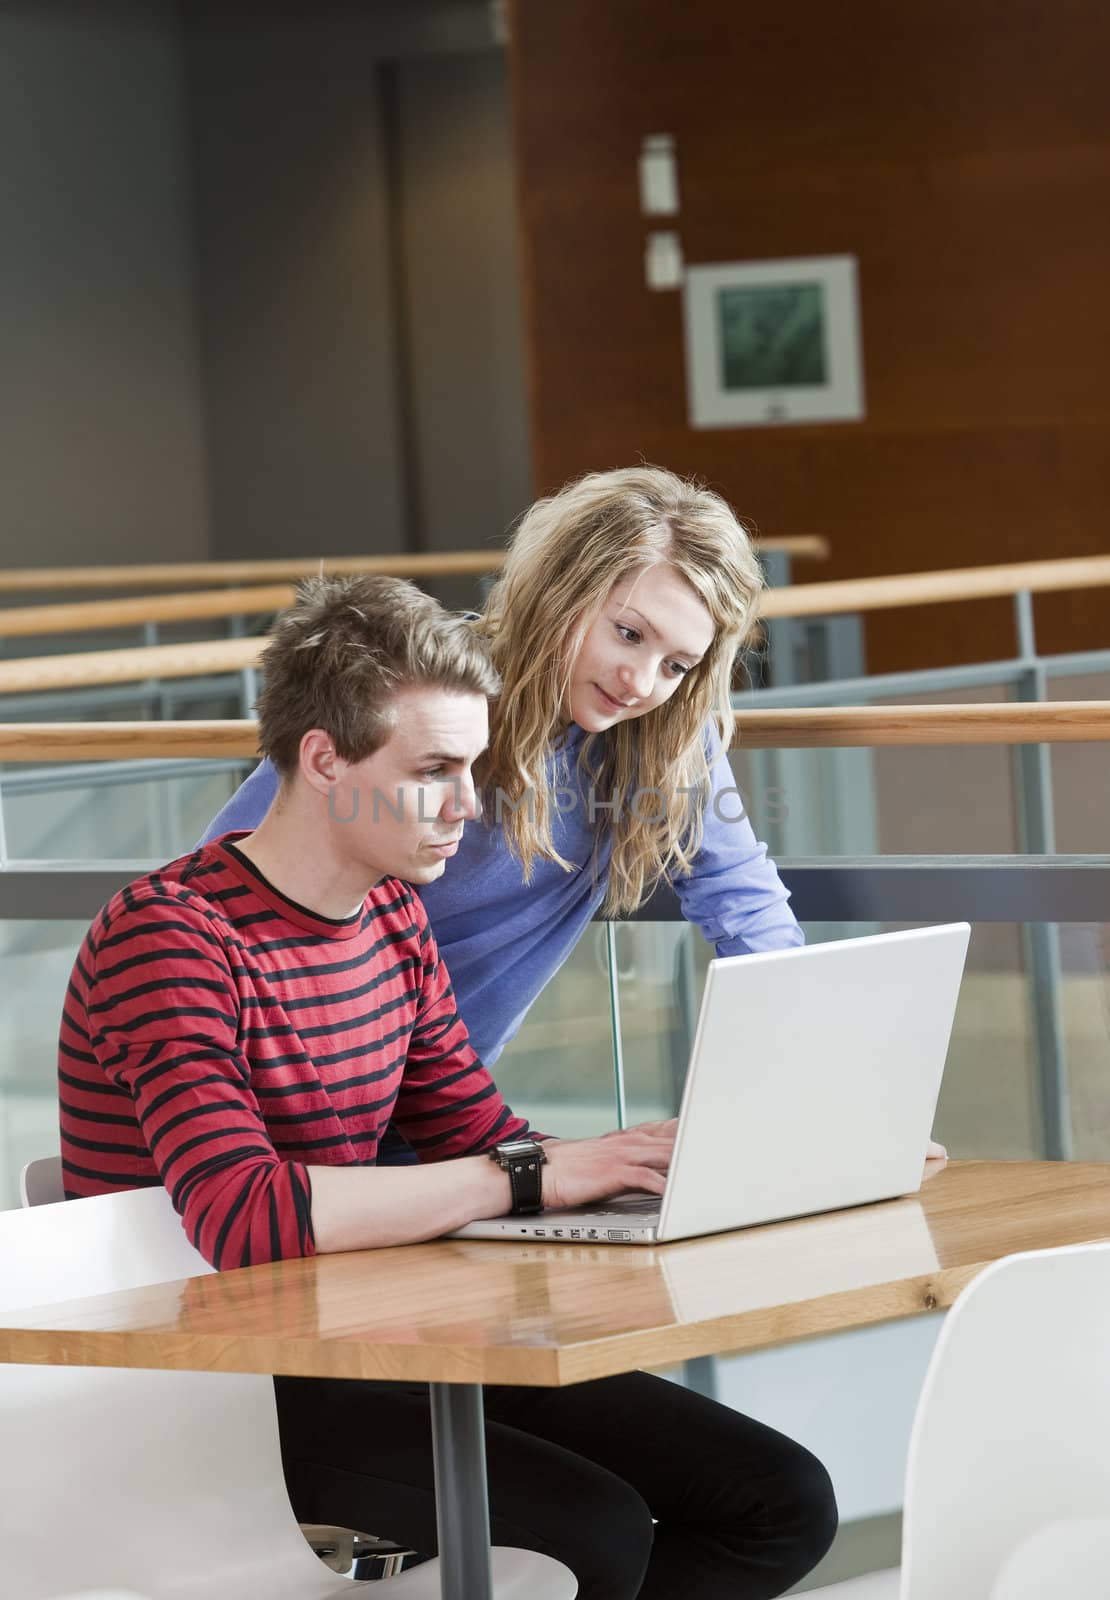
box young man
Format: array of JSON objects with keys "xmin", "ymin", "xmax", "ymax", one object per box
[{"xmin": 59, "ymin": 577, "xmax": 836, "ymax": 1600}]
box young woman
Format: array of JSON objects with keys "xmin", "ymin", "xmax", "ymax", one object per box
[{"xmin": 203, "ymin": 465, "xmax": 802, "ymax": 1070}]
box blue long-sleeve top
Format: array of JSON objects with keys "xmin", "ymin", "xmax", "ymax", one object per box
[{"xmin": 200, "ymin": 722, "xmax": 803, "ymax": 1065}]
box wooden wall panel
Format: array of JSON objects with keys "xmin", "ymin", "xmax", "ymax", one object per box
[{"xmin": 507, "ymin": 0, "xmax": 1110, "ymax": 671}]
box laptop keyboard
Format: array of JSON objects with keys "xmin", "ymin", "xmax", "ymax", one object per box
[{"xmin": 584, "ymin": 1195, "xmax": 662, "ymax": 1217}]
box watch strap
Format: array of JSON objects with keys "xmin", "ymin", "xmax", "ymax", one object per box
[
  {"xmin": 489, "ymin": 1140, "xmax": 546, "ymax": 1215},
  {"xmin": 505, "ymin": 1150, "xmax": 544, "ymax": 1215}
]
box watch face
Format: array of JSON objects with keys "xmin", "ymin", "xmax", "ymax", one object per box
[{"xmin": 497, "ymin": 1140, "xmax": 539, "ymax": 1158}]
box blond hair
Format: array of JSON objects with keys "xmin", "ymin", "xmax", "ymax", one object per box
[
  {"xmin": 257, "ymin": 575, "xmax": 499, "ymax": 776},
  {"xmin": 477, "ymin": 465, "xmax": 763, "ymax": 914}
]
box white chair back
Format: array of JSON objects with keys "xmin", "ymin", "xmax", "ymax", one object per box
[
  {"xmin": 901, "ymin": 1242, "xmax": 1110, "ymax": 1599},
  {"xmin": 0, "ymin": 1186, "xmax": 575, "ymax": 1598},
  {"xmin": 20, "ymin": 1153, "xmax": 65, "ymax": 1207},
  {"xmin": 989, "ymin": 1516, "xmax": 1110, "ymax": 1599}
]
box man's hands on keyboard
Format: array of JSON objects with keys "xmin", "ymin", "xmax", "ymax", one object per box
[{"xmin": 541, "ymin": 1119, "xmax": 676, "ymax": 1211}]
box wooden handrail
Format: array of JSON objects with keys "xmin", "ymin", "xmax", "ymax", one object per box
[
  {"xmin": 0, "ymin": 551, "xmax": 504, "ymax": 593},
  {"xmin": 0, "ymin": 535, "xmax": 830, "ymax": 596},
  {"xmin": 0, "ymin": 637, "xmax": 262, "ymax": 695},
  {"xmin": 6, "ymin": 546, "xmax": 1096, "ymax": 611},
  {"xmin": 2, "ymin": 704, "xmax": 1109, "ymax": 761},
  {"xmin": 3, "ymin": 549, "xmax": 1108, "ymax": 654},
  {"xmin": 759, "ymin": 553, "xmax": 1110, "ymax": 621},
  {"xmin": 0, "ymin": 540, "xmax": 833, "ymax": 640},
  {"xmin": 3, "ymin": 546, "xmax": 1109, "ymax": 689},
  {"xmin": 0, "ymin": 585, "xmax": 297, "ymax": 640},
  {"xmin": 734, "ymin": 702, "xmax": 1110, "ymax": 747},
  {"xmin": 0, "ymin": 723, "xmax": 263, "ymax": 761}
]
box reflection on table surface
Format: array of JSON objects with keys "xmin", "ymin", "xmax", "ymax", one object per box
[{"xmin": 1, "ymin": 1162, "xmax": 1108, "ymax": 1386}]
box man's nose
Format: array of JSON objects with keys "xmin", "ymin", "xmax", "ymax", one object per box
[{"xmin": 442, "ymin": 775, "xmax": 479, "ymax": 821}]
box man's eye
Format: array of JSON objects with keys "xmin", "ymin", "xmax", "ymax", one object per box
[{"xmin": 421, "ymin": 767, "xmax": 445, "ymax": 780}]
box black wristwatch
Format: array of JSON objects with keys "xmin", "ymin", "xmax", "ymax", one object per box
[{"xmin": 488, "ymin": 1138, "xmax": 547, "ymax": 1215}]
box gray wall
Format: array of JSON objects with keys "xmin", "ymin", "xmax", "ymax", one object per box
[
  {"xmin": 396, "ymin": 50, "xmax": 533, "ymax": 556},
  {"xmin": 183, "ymin": 1, "xmax": 530, "ymax": 565},
  {"xmin": 0, "ymin": 1, "xmax": 210, "ymax": 569},
  {"xmin": 0, "ymin": 1, "xmax": 531, "ymax": 579},
  {"xmin": 184, "ymin": 10, "xmax": 407, "ymax": 561}
]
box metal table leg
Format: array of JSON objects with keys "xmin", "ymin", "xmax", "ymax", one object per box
[{"xmin": 430, "ymin": 1381, "xmax": 493, "ymax": 1600}]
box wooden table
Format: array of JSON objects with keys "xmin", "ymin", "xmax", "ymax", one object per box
[{"xmin": 2, "ymin": 1161, "xmax": 1108, "ymax": 1597}]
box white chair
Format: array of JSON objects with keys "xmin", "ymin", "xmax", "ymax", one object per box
[
  {"xmin": 19, "ymin": 1153, "xmax": 64, "ymax": 1207},
  {"xmin": 18, "ymin": 1161, "xmax": 415, "ymax": 1583},
  {"xmin": 989, "ymin": 1516, "xmax": 1110, "ymax": 1599},
  {"xmin": 813, "ymin": 1242, "xmax": 1110, "ymax": 1597},
  {"xmin": 0, "ymin": 1186, "xmax": 576, "ymax": 1598}
]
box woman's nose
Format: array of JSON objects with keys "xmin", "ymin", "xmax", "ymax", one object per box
[{"xmin": 620, "ymin": 659, "xmax": 656, "ymax": 700}]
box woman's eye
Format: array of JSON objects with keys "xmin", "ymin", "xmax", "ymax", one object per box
[
  {"xmin": 668, "ymin": 661, "xmax": 691, "ymax": 677},
  {"xmin": 615, "ymin": 623, "xmax": 641, "ymax": 644}
]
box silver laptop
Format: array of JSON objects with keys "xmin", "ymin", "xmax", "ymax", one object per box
[{"xmin": 454, "ymin": 923, "xmax": 970, "ymax": 1245}]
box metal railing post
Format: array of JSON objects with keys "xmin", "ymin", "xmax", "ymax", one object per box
[
  {"xmin": 1011, "ymin": 590, "xmax": 1071, "ymax": 1159},
  {"xmin": 227, "ymin": 614, "xmax": 259, "ymax": 717},
  {"xmin": 138, "ymin": 621, "xmax": 173, "ymax": 855},
  {"xmin": 755, "ymin": 549, "xmax": 792, "ymax": 688},
  {"xmin": 604, "ymin": 921, "xmax": 629, "ymax": 1130},
  {"xmin": 669, "ymin": 921, "xmax": 719, "ymax": 1401}
]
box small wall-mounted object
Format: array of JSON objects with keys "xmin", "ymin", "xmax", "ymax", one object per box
[
  {"xmin": 645, "ymin": 231, "xmax": 684, "ymax": 290},
  {"xmin": 638, "ymin": 133, "xmax": 679, "ymax": 215},
  {"xmin": 684, "ymin": 254, "xmax": 865, "ymax": 428}
]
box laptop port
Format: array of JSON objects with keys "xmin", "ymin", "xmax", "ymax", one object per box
[{"xmin": 607, "ymin": 1229, "xmax": 632, "ymax": 1242}]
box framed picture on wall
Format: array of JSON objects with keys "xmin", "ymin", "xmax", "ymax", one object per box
[{"xmin": 683, "ymin": 254, "xmax": 865, "ymax": 428}]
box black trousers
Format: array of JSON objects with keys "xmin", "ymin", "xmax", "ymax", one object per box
[{"xmin": 275, "ymin": 1370, "xmax": 838, "ymax": 1599}]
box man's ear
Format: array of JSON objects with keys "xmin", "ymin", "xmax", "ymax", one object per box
[{"xmin": 298, "ymin": 729, "xmax": 343, "ymax": 797}]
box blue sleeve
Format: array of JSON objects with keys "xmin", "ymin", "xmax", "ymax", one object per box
[
  {"xmin": 671, "ymin": 732, "xmax": 804, "ymax": 956},
  {"xmin": 198, "ymin": 759, "xmax": 280, "ymax": 844}
]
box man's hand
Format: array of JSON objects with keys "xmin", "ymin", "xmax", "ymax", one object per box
[
  {"xmin": 542, "ymin": 1118, "xmax": 677, "ymax": 1210},
  {"xmin": 925, "ymin": 1138, "xmax": 948, "ymax": 1161}
]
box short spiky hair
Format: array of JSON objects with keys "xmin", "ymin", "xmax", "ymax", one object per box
[{"xmin": 256, "ymin": 575, "xmax": 499, "ymax": 776}]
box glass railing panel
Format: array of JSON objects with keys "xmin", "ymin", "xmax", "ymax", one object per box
[
  {"xmin": 733, "ymin": 683, "xmax": 1025, "ymax": 859},
  {"xmin": 1046, "ymin": 671, "xmax": 1110, "ymax": 853},
  {"xmin": 478, "ymin": 926, "xmax": 618, "ymax": 1139},
  {"xmin": 613, "ymin": 922, "xmax": 710, "ymax": 1125},
  {"xmin": 0, "ymin": 919, "xmax": 86, "ymax": 1210},
  {"xmin": 1059, "ymin": 922, "xmax": 1110, "ymax": 1160},
  {"xmin": 0, "ymin": 682, "xmax": 250, "ymax": 739},
  {"xmin": 735, "ymin": 670, "xmax": 1110, "ymax": 859},
  {"xmin": 1, "ymin": 760, "xmax": 256, "ymax": 861},
  {"xmin": 614, "ymin": 921, "xmax": 1110, "ymax": 1164},
  {"xmin": 0, "ymin": 617, "xmax": 271, "ymax": 662},
  {"xmin": 0, "ymin": 904, "xmax": 622, "ymax": 1211},
  {"xmin": 3, "ymin": 907, "xmax": 1108, "ymax": 1209}
]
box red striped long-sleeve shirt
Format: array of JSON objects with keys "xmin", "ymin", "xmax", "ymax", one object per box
[{"xmin": 59, "ymin": 838, "xmax": 529, "ymax": 1268}]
